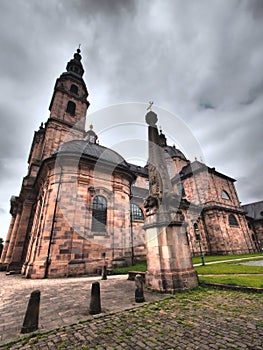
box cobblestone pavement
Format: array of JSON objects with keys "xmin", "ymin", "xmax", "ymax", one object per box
[
  {"xmin": 0, "ymin": 272, "xmax": 168, "ymax": 346},
  {"xmin": 0, "ymin": 274, "xmax": 262, "ymax": 350}
]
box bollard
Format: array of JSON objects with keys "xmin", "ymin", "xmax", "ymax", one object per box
[
  {"xmin": 101, "ymin": 265, "xmax": 107, "ymax": 280},
  {"xmin": 21, "ymin": 290, "xmax": 41, "ymax": 334},
  {"xmin": 135, "ymin": 274, "xmax": 145, "ymax": 303},
  {"xmin": 89, "ymin": 282, "xmax": 102, "ymax": 315}
]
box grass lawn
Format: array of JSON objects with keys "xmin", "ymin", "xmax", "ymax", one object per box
[
  {"xmin": 195, "ymin": 262, "xmax": 263, "ymax": 275},
  {"xmin": 112, "ymin": 254, "xmax": 263, "ymax": 275},
  {"xmin": 199, "ymin": 275, "xmax": 263, "ymax": 288},
  {"xmin": 192, "ymin": 253, "xmax": 263, "ymax": 264},
  {"xmin": 111, "ymin": 255, "xmax": 263, "ymax": 288},
  {"xmin": 112, "ymin": 260, "xmax": 147, "ymax": 274}
]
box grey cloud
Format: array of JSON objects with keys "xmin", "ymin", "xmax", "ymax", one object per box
[
  {"xmin": 74, "ymin": 0, "xmax": 137, "ymax": 16},
  {"xmin": 0, "ymin": 0, "xmax": 263, "ymax": 239},
  {"xmin": 246, "ymin": 0, "xmax": 263, "ymax": 19}
]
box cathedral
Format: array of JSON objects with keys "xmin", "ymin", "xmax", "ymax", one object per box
[{"xmin": 0, "ymin": 49, "xmax": 260, "ymax": 278}]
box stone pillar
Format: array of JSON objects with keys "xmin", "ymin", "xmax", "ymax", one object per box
[
  {"xmin": 144, "ymin": 109, "xmax": 198, "ymax": 293},
  {"xmin": 7, "ymin": 199, "xmax": 34, "ymax": 271},
  {"xmin": 89, "ymin": 282, "xmax": 101, "ymax": 315},
  {"xmin": 21, "ymin": 290, "xmax": 40, "ymax": 333},
  {"xmin": 135, "ymin": 274, "xmax": 145, "ymax": 302},
  {"xmin": 144, "ymin": 214, "xmax": 198, "ymax": 292},
  {"xmin": 0, "ymin": 215, "xmax": 15, "ymax": 264},
  {"xmin": 4, "ymin": 210, "xmax": 22, "ymax": 265}
]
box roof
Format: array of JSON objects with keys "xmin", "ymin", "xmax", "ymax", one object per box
[
  {"xmin": 128, "ymin": 163, "xmax": 148, "ymax": 177},
  {"xmin": 176, "ymin": 160, "xmax": 236, "ymax": 182},
  {"xmin": 163, "ymin": 145, "xmax": 187, "ymax": 161},
  {"xmin": 242, "ymin": 201, "xmax": 263, "ymax": 220},
  {"xmin": 179, "ymin": 160, "xmax": 207, "ymax": 178},
  {"xmin": 56, "ymin": 140, "xmax": 130, "ymax": 169}
]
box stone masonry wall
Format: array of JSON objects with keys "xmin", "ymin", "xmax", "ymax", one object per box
[{"xmin": 23, "ymin": 156, "xmax": 138, "ymax": 278}]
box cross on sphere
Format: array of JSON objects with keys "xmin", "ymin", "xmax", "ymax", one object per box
[{"xmin": 147, "ymin": 101, "xmax": 154, "ymax": 111}]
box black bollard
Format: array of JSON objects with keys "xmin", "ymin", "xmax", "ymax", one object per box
[
  {"xmin": 135, "ymin": 274, "xmax": 145, "ymax": 303},
  {"xmin": 89, "ymin": 282, "xmax": 102, "ymax": 315},
  {"xmin": 101, "ymin": 265, "xmax": 107, "ymax": 280},
  {"xmin": 21, "ymin": 290, "xmax": 41, "ymax": 334}
]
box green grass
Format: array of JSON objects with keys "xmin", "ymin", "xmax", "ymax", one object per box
[
  {"xmin": 192, "ymin": 253, "xmax": 263, "ymax": 264},
  {"xmin": 195, "ymin": 262, "xmax": 263, "ymax": 275},
  {"xmin": 112, "ymin": 260, "xmax": 147, "ymax": 274},
  {"xmin": 111, "ymin": 255, "xmax": 263, "ymax": 288},
  {"xmin": 199, "ymin": 275, "xmax": 263, "ymax": 288},
  {"xmin": 112, "ymin": 254, "xmax": 263, "ymax": 275}
]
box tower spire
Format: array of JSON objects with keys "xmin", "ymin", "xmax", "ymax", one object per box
[{"xmin": 65, "ymin": 47, "xmax": 84, "ymax": 78}]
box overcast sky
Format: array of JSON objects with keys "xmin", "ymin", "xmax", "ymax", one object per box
[{"xmin": 0, "ymin": 0, "xmax": 263, "ymax": 240}]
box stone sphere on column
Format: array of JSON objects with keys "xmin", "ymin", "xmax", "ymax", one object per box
[{"xmin": 145, "ymin": 111, "xmax": 158, "ymax": 126}]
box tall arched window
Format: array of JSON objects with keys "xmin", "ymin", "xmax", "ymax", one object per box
[
  {"xmin": 222, "ymin": 190, "xmax": 231, "ymax": 200},
  {"xmin": 66, "ymin": 101, "xmax": 76, "ymax": 115},
  {"xmin": 91, "ymin": 196, "xmax": 107, "ymax": 232},
  {"xmin": 70, "ymin": 84, "xmax": 78, "ymax": 95},
  {"xmin": 229, "ymin": 214, "xmax": 239, "ymax": 227},
  {"xmin": 131, "ymin": 204, "xmax": 144, "ymax": 221}
]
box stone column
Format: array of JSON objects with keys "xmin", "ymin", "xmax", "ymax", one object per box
[
  {"xmin": 4, "ymin": 210, "xmax": 22, "ymax": 265},
  {"xmin": 8, "ymin": 199, "xmax": 34, "ymax": 271},
  {"xmin": 0, "ymin": 215, "xmax": 15, "ymax": 264},
  {"xmin": 143, "ymin": 110, "xmax": 198, "ymax": 293}
]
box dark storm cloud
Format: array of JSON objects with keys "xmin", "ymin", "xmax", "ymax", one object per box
[
  {"xmin": 74, "ymin": 0, "xmax": 137, "ymax": 16},
  {"xmin": 246, "ymin": 0, "xmax": 263, "ymax": 19},
  {"xmin": 0, "ymin": 0, "xmax": 263, "ymax": 238}
]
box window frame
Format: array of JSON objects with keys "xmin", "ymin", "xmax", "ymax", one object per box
[
  {"xmin": 229, "ymin": 214, "xmax": 239, "ymax": 227},
  {"xmin": 221, "ymin": 190, "xmax": 231, "ymax": 200},
  {"xmin": 70, "ymin": 84, "xmax": 78, "ymax": 95},
  {"xmin": 66, "ymin": 101, "xmax": 76, "ymax": 115},
  {"xmin": 131, "ymin": 204, "xmax": 144, "ymax": 221},
  {"xmin": 91, "ymin": 195, "xmax": 107, "ymax": 232}
]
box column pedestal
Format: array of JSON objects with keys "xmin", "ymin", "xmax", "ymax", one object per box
[{"xmin": 144, "ymin": 213, "xmax": 198, "ymax": 293}]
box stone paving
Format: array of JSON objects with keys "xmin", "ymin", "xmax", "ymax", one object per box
[
  {"xmin": 0, "ymin": 272, "xmax": 263, "ymax": 349},
  {"xmin": 0, "ymin": 272, "xmax": 167, "ymax": 346}
]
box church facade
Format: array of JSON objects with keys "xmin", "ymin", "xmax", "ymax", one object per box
[{"xmin": 0, "ymin": 50, "xmax": 259, "ymax": 278}]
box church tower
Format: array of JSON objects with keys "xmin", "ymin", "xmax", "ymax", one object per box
[
  {"xmin": 31, "ymin": 48, "xmax": 90, "ymax": 165},
  {"xmin": 1, "ymin": 49, "xmax": 90, "ymax": 272}
]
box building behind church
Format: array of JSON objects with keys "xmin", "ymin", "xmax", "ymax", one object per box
[{"xmin": 0, "ymin": 50, "xmax": 260, "ymax": 278}]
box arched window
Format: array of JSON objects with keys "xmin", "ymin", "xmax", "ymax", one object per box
[
  {"xmin": 131, "ymin": 204, "xmax": 144, "ymax": 221},
  {"xmin": 70, "ymin": 84, "xmax": 78, "ymax": 95},
  {"xmin": 91, "ymin": 196, "xmax": 107, "ymax": 232},
  {"xmin": 229, "ymin": 214, "xmax": 239, "ymax": 227},
  {"xmin": 222, "ymin": 190, "xmax": 230, "ymax": 200},
  {"xmin": 66, "ymin": 101, "xmax": 76, "ymax": 115}
]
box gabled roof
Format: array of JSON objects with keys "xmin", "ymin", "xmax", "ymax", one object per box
[
  {"xmin": 174, "ymin": 160, "xmax": 236, "ymax": 182},
  {"xmin": 242, "ymin": 200, "xmax": 263, "ymax": 220}
]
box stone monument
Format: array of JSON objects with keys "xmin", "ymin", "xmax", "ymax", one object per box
[{"xmin": 143, "ymin": 109, "xmax": 198, "ymax": 293}]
